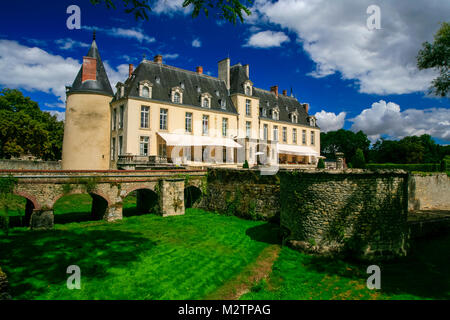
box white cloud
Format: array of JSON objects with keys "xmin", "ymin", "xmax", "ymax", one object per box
[
  {"xmin": 251, "ymin": 0, "xmax": 448, "ymax": 95},
  {"xmin": 103, "ymin": 62, "xmax": 130, "ymax": 88},
  {"xmin": 153, "ymin": 0, "xmax": 191, "ymax": 15},
  {"xmin": 192, "ymin": 38, "xmax": 201, "ymax": 48},
  {"xmin": 55, "ymin": 38, "xmax": 90, "ymax": 50},
  {"xmin": 244, "ymin": 30, "xmax": 290, "ymax": 48},
  {"xmin": 0, "ymin": 39, "xmax": 79, "ymax": 102},
  {"xmin": 164, "ymin": 53, "xmax": 179, "ymax": 60},
  {"xmin": 315, "ymin": 111, "xmax": 347, "ymax": 132},
  {"xmin": 84, "ymin": 26, "xmax": 155, "ymax": 43},
  {"xmin": 350, "ymin": 100, "xmax": 450, "ymax": 142},
  {"xmin": 46, "ymin": 110, "xmax": 65, "ymax": 121}
]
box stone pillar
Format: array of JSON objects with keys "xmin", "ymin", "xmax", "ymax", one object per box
[
  {"xmin": 336, "ymin": 152, "xmax": 345, "ymax": 170},
  {"xmin": 30, "ymin": 209, "xmax": 54, "ymax": 230},
  {"xmin": 158, "ymin": 179, "xmax": 185, "ymax": 217},
  {"xmin": 24, "ymin": 199, "xmax": 34, "ymax": 227},
  {"xmin": 104, "ymin": 204, "xmax": 123, "ymax": 222}
]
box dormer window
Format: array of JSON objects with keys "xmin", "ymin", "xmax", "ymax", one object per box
[
  {"xmin": 155, "ymin": 76, "xmax": 160, "ymax": 84},
  {"xmin": 215, "ymin": 90, "xmax": 220, "ymax": 97},
  {"xmin": 180, "ymin": 82, "xmax": 185, "ymax": 89},
  {"xmin": 290, "ymin": 111, "xmax": 299, "ymax": 124},
  {"xmin": 171, "ymin": 86, "xmax": 183, "ymax": 104},
  {"xmin": 262, "ymin": 108, "xmax": 267, "ymax": 117},
  {"xmin": 243, "ymin": 80, "xmax": 253, "ymax": 96},
  {"xmin": 201, "ymin": 93, "xmax": 211, "ymax": 108},
  {"xmin": 272, "ymin": 108, "xmax": 280, "ymax": 120},
  {"xmin": 220, "ymin": 99, "xmax": 226, "ymax": 110},
  {"xmin": 139, "ymin": 80, "xmax": 153, "ymax": 99},
  {"xmin": 197, "ymin": 86, "xmax": 201, "ymax": 93},
  {"xmin": 309, "ymin": 116, "xmax": 316, "ymax": 127}
]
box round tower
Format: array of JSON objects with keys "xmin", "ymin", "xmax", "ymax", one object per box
[{"xmin": 62, "ymin": 34, "xmax": 113, "ymax": 170}]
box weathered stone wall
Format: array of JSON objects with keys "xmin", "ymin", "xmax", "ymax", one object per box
[
  {"xmin": 0, "ymin": 159, "xmax": 61, "ymax": 170},
  {"xmin": 280, "ymin": 170, "xmax": 409, "ymax": 260},
  {"xmin": 408, "ymin": 173, "xmax": 450, "ymax": 211},
  {"xmin": 200, "ymin": 169, "xmax": 280, "ymax": 221}
]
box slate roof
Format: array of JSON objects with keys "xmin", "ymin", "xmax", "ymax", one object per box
[
  {"xmin": 67, "ymin": 39, "xmax": 114, "ymax": 96},
  {"xmin": 118, "ymin": 60, "xmax": 237, "ymax": 114},
  {"xmin": 230, "ymin": 64, "xmax": 317, "ymax": 128}
]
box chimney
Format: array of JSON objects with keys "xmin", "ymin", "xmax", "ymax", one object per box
[
  {"xmin": 282, "ymin": 90, "xmax": 287, "ymax": 96},
  {"xmin": 196, "ymin": 66, "xmax": 203, "ymax": 74},
  {"xmin": 303, "ymin": 103, "xmax": 309, "ymax": 114},
  {"xmin": 82, "ymin": 56, "xmax": 97, "ymax": 82},
  {"xmin": 270, "ymin": 85, "xmax": 278, "ymax": 97},
  {"xmin": 218, "ymin": 58, "xmax": 230, "ymax": 91},
  {"xmin": 128, "ymin": 64, "xmax": 134, "ymax": 78},
  {"xmin": 243, "ymin": 64, "xmax": 249, "ymax": 78},
  {"xmin": 154, "ymin": 54, "xmax": 163, "ymax": 64}
]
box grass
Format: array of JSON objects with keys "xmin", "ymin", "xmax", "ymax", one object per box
[
  {"xmin": 1, "ymin": 194, "xmax": 449, "ymax": 300},
  {"xmin": 241, "ymin": 234, "xmax": 450, "ymax": 300}
]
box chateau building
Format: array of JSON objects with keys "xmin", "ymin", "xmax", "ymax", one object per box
[{"xmin": 62, "ymin": 35, "xmax": 321, "ymax": 170}]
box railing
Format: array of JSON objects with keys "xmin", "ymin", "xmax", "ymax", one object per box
[{"xmin": 117, "ymin": 155, "xmax": 169, "ymax": 164}]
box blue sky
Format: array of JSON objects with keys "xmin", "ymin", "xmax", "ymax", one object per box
[{"xmin": 0, "ymin": 0, "xmax": 448, "ymax": 144}]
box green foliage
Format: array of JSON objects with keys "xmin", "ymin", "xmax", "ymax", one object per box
[
  {"xmin": 89, "ymin": 0, "xmax": 252, "ymax": 24},
  {"xmin": 320, "ymin": 129, "xmax": 370, "ymax": 162},
  {"xmin": 0, "ymin": 175, "xmax": 18, "ymax": 235},
  {"xmin": 367, "ymin": 163, "xmax": 442, "ymax": 172},
  {"xmin": 243, "ymin": 160, "xmax": 249, "ymax": 169},
  {"xmin": 0, "ymin": 88, "xmax": 64, "ymax": 160},
  {"xmin": 351, "ymin": 148, "xmax": 366, "ymax": 169},
  {"xmin": 417, "ymin": 22, "xmax": 450, "ymax": 97},
  {"xmin": 317, "ymin": 158, "xmax": 325, "ymax": 169},
  {"xmin": 62, "ymin": 183, "xmax": 73, "ymax": 195}
]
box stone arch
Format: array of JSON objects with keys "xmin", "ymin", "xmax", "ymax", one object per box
[
  {"xmin": 184, "ymin": 185, "xmax": 202, "ymax": 208},
  {"xmin": 122, "ymin": 185, "xmax": 159, "ymax": 217},
  {"xmin": 13, "ymin": 191, "xmax": 41, "ymax": 210},
  {"xmin": 50, "ymin": 190, "xmax": 111, "ymax": 210},
  {"xmin": 11, "ymin": 191, "xmax": 39, "ymax": 227}
]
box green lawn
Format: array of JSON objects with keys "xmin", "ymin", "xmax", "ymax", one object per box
[{"xmin": 0, "ymin": 194, "xmax": 449, "ymax": 300}]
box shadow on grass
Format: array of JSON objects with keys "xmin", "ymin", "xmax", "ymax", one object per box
[
  {"xmin": 0, "ymin": 228, "xmax": 157, "ymax": 299},
  {"xmin": 301, "ymin": 233, "xmax": 450, "ymax": 299},
  {"xmin": 245, "ymin": 222, "xmax": 282, "ymax": 245}
]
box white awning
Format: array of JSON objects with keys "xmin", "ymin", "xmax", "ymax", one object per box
[
  {"xmin": 157, "ymin": 132, "xmax": 243, "ymax": 148},
  {"xmin": 276, "ymin": 144, "xmax": 320, "ymax": 156}
]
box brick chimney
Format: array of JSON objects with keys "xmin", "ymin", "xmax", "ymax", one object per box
[
  {"xmin": 154, "ymin": 55, "xmax": 163, "ymax": 64},
  {"xmin": 303, "ymin": 103, "xmax": 309, "ymax": 114},
  {"xmin": 82, "ymin": 57, "xmax": 97, "ymax": 82},
  {"xmin": 128, "ymin": 64, "xmax": 134, "ymax": 78},
  {"xmin": 282, "ymin": 90, "xmax": 287, "ymax": 96},
  {"xmin": 270, "ymin": 85, "xmax": 278, "ymax": 97},
  {"xmin": 196, "ymin": 66, "xmax": 203, "ymax": 74}
]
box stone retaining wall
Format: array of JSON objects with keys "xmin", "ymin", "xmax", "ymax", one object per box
[
  {"xmin": 0, "ymin": 159, "xmax": 61, "ymax": 170},
  {"xmin": 408, "ymin": 173, "xmax": 450, "ymax": 211}
]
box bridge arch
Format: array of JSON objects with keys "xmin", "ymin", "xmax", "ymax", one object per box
[
  {"xmin": 13, "ymin": 191, "xmax": 41, "ymax": 210},
  {"xmin": 184, "ymin": 186, "xmax": 202, "ymax": 208},
  {"xmin": 50, "ymin": 190, "xmax": 111, "ymax": 210},
  {"xmin": 122, "ymin": 186, "xmax": 159, "ymax": 217}
]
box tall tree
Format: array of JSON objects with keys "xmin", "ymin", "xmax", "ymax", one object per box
[
  {"xmin": 89, "ymin": 0, "xmax": 252, "ymax": 24},
  {"xmin": 320, "ymin": 129, "xmax": 370, "ymax": 162},
  {"xmin": 417, "ymin": 22, "xmax": 450, "ymax": 97},
  {"xmin": 0, "ymin": 89, "xmax": 64, "ymax": 161}
]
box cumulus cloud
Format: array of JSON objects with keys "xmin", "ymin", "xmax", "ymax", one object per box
[
  {"xmin": 0, "ymin": 39, "xmax": 79, "ymax": 102},
  {"xmin": 55, "ymin": 38, "xmax": 90, "ymax": 50},
  {"xmin": 250, "ymin": 0, "xmax": 447, "ymax": 95},
  {"xmin": 0, "ymin": 39, "xmax": 132, "ymax": 106},
  {"xmin": 192, "ymin": 38, "xmax": 201, "ymax": 48},
  {"xmin": 244, "ymin": 30, "xmax": 290, "ymax": 48},
  {"xmin": 47, "ymin": 110, "xmax": 65, "ymax": 121},
  {"xmin": 350, "ymin": 100, "xmax": 450, "ymax": 142},
  {"xmin": 315, "ymin": 111, "xmax": 347, "ymax": 132},
  {"xmin": 84, "ymin": 26, "xmax": 155, "ymax": 43}
]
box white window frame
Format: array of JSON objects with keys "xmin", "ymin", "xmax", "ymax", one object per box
[
  {"xmin": 222, "ymin": 118, "xmax": 228, "ymax": 137},
  {"xmin": 202, "ymin": 115, "xmax": 209, "ymax": 135},
  {"xmin": 140, "ymin": 136, "xmax": 149, "ymax": 156},
  {"xmin": 185, "ymin": 112, "xmax": 192, "ymax": 133},
  {"xmin": 246, "ymin": 121, "xmax": 251, "ymax": 138},
  {"xmin": 140, "ymin": 106, "xmax": 150, "ymax": 129},
  {"xmin": 160, "ymin": 108, "xmax": 168, "ymax": 130},
  {"xmin": 245, "ymin": 99, "xmax": 251, "ymax": 116}
]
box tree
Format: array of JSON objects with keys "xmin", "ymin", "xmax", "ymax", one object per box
[
  {"xmin": 243, "ymin": 160, "xmax": 249, "ymax": 169},
  {"xmin": 320, "ymin": 129, "xmax": 370, "ymax": 163},
  {"xmin": 0, "ymin": 89, "xmax": 64, "ymax": 160},
  {"xmin": 351, "ymin": 148, "xmax": 366, "ymax": 169},
  {"xmin": 89, "ymin": 0, "xmax": 252, "ymax": 24},
  {"xmin": 417, "ymin": 22, "xmax": 450, "ymax": 97},
  {"xmin": 317, "ymin": 158, "xmax": 325, "ymax": 169}
]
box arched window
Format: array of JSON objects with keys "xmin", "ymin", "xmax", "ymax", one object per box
[
  {"xmin": 203, "ymin": 98, "xmax": 209, "ymax": 108},
  {"xmin": 245, "ymin": 86, "xmax": 251, "ymax": 95}
]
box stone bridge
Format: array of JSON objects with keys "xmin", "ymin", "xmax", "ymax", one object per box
[{"xmin": 0, "ymin": 169, "xmax": 207, "ymax": 229}]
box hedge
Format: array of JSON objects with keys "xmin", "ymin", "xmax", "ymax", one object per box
[{"xmin": 367, "ymin": 163, "xmax": 442, "ymax": 172}]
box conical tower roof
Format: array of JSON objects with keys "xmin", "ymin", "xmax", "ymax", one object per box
[{"xmin": 67, "ymin": 33, "xmax": 113, "ymax": 96}]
